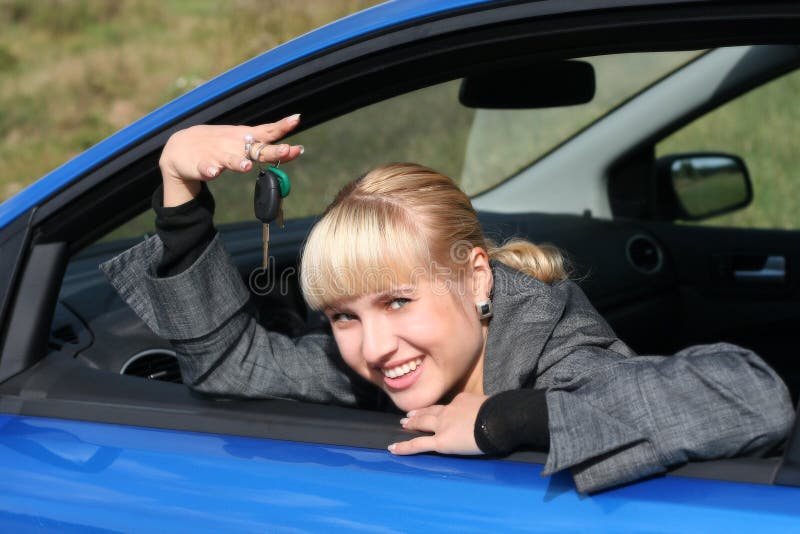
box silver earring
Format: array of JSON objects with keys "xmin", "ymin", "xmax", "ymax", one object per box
[{"xmin": 475, "ymin": 299, "xmax": 493, "ymax": 320}]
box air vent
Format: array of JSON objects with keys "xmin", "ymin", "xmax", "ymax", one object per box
[
  {"xmin": 121, "ymin": 350, "xmax": 182, "ymax": 383},
  {"xmin": 626, "ymin": 234, "xmax": 663, "ymax": 274}
]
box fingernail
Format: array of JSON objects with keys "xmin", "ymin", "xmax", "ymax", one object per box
[
  {"xmin": 400, "ymin": 418, "xmax": 408, "ymax": 425},
  {"xmin": 240, "ymin": 159, "xmax": 250, "ymax": 170},
  {"xmin": 298, "ymin": 145, "xmax": 305, "ymax": 155},
  {"xmin": 207, "ymin": 167, "xmax": 218, "ymax": 177},
  {"xmin": 277, "ymin": 145, "xmax": 288, "ymax": 155},
  {"xmin": 388, "ymin": 443, "xmax": 396, "ymax": 452},
  {"xmin": 289, "ymin": 113, "xmax": 301, "ymax": 123},
  {"xmin": 407, "ymin": 410, "xmax": 417, "ymax": 417}
]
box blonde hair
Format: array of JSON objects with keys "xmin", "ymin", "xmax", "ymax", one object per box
[{"xmin": 300, "ymin": 163, "xmax": 567, "ymax": 310}]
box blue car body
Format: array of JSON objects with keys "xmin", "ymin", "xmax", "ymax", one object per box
[
  {"xmin": 1, "ymin": 0, "xmax": 799, "ymax": 531},
  {"xmin": 1, "ymin": 414, "xmax": 799, "ymax": 532}
]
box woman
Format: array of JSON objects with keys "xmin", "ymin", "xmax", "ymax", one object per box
[{"xmin": 100, "ymin": 115, "xmax": 794, "ymax": 494}]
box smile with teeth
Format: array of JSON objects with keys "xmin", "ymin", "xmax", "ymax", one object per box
[{"xmin": 382, "ymin": 358, "xmax": 423, "ymax": 379}]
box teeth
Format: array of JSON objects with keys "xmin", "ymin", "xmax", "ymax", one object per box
[{"xmin": 383, "ymin": 358, "xmax": 422, "ymax": 378}]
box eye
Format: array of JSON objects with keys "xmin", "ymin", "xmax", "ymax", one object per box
[
  {"xmin": 388, "ymin": 298, "xmax": 411, "ymax": 310},
  {"xmin": 330, "ymin": 312, "xmax": 356, "ymax": 323}
]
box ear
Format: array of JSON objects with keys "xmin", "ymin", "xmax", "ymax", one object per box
[{"xmin": 468, "ymin": 246, "xmax": 493, "ymax": 300}]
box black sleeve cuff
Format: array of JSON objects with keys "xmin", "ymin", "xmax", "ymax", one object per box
[
  {"xmin": 474, "ymin": 388, "xmax": 550, "ymax": 456},
  {"xmin": 153, "ymin": 181, "xmax": 218, "ymax": 277}
]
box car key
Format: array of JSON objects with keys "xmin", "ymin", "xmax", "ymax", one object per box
[{"xmin": 254, "ymin": 166, "xmax": 291, "ymax": 271}]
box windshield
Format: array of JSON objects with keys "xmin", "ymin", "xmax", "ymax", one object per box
[{"xmin": 459, "ymin": 51, "xmax": 704, "ymax": 195}]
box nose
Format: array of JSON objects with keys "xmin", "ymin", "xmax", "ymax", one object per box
[{"xmin": 360, "ymin": 315, "xmax": 398, "ymax": 365}]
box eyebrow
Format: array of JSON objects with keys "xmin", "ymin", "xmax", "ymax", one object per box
[
  {"xmin": 324, "ymin": 285, "xmax": 416, "ymax": 314},
  {"xmin": 369, "ymin": 285, "xmax": 416, "ymax": 305}
]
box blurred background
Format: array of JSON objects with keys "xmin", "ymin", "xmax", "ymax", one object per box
[{"xmin": 0, "ymin": 0, "xmax": 381, "ymax": 203}]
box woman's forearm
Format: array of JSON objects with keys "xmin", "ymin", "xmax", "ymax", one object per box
[
  {"xmin": 153, "ymin": 181, "xmax": 217, "ymax": 277},
  {"xmin": 474, "ymin": 388, "xmax": 550, "ymax": 455}
]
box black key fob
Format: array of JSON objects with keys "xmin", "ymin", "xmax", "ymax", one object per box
[{"xmin": 254, "ymin": 168, "xmax": 282, "ymax": 223}]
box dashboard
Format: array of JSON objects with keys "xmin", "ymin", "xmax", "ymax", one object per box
[{"xmin": 52, "ymin": 219, "xmax": 321, "ymax": 383}]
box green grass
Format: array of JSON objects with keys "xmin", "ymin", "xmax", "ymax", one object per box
[{"xmin": 0, "ymin": 0, "xmax": 381, "ymax": 201}]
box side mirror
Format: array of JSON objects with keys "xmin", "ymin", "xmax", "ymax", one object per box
[{"xmin": 656, "ymin": 153, "xmax": 752, "ymax": 221}]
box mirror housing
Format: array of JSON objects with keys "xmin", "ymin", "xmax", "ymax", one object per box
[
  {"xmin": 459, "ymin": 60, "xmax": 595, "ymax": 109},
  {"xmin": 655, "ymin": 153, "xmax": 752, "ymax": 221}
]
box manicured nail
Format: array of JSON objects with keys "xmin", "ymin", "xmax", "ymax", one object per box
[
  {"xmin": 298, "ymin": 145, "xmax": 305, "ymax": 155},
  {"xmin": 289, "ymin": 113, "xmax": 301, "ymax": 123},
  {"xmin": 407, "ymin": 410, "xmax": 417, "ymax": 417},
  {"xmin": 207, "ymin": 167, "xmax": 218, "ymax": 177},
  {"xmin": 388, "ymin": 443, "xmax": 396, "ymax": 452},
  {"xmin": 400, "ymin": 418, "xmax": 408, "ymax": 425},
  {"xmin": 277, "ymin": 144, "xmax": 288, "ymax": 155},
  {"xmin": 240, "ymin": 159, "xmax": 250, "ymax": 170}
]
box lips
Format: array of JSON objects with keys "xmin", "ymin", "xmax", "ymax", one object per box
[{"xmin": 382, "ymin": 357, "xmax": 424, "ymax": 390}]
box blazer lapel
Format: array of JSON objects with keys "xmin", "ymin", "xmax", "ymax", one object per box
[{"xmin": 482, "ymin": 261, "xmax": 566, "ymax": 395}]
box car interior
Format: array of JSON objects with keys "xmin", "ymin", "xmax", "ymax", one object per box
[{"xmin": 0, "ymin": 2, "xmax": 798, "ymax": 490}]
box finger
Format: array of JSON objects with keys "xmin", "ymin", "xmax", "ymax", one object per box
[
  {"xmin": 196, "ymin": 161, "xmax": 220, "ymax": 179},
  {"xmin": 407, "ymin": 405, "xmax": 445, "ymax": 418},
  {"xmin": 252, "ymin": 114, "xmax": 301, "ymax": 143},
  {"xmin": 222, "ymin": 152, "xmax": 253, "ymax": 173},
  {"xmin": 253, "ymin": 143, "xmax": 291, "ymax": 163},
  {"xmin": 401, "ymin": 414, "xmax": 439, "ymax": 433},
  {"xmin": 283, "ymin": 144, "xmax": 304, "ymax": 162},
  {"xmin": 389, "ymin": 436, "xmax": 437, "ymax": 455}
]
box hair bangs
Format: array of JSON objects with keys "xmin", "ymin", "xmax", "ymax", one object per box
[{"xmin": 300, "ymin": 197, "xmax": 431, "ymax": 310}]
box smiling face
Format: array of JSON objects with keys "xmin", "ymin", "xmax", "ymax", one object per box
[
  {"xmin": 299, "ymin": 164, "xmax": 495, "ymax": 410},
  {"xmin": 324, "ymin": 252, "xmax": 492, "ymax": 411}
]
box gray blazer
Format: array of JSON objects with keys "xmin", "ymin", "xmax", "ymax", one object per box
[{"xmin": 99, "ymin": 232, "xmax": 795, "ymax": 493}]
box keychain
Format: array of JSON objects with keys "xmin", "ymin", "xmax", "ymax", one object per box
[{"xmin": 252, "ymin": 142, "xmax": 291, "ymax": 272}]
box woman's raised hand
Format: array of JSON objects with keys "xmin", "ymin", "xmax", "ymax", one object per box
[
  {"xmin": 159, "ymin": 114, "xmax": 304, "ymax": 206},
  {"xmin": 388, "ymin": 392, "xmax": 489, "ymax": 456}
]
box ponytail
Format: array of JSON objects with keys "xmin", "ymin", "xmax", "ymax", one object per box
[{"xmin": 489, "ymin": 239, "xmax": 568, "ymax": 284}]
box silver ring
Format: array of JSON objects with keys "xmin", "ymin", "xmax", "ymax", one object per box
[{"xmin": 253, "ymin": 142, "xmax": 268, "ymax": 163}]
